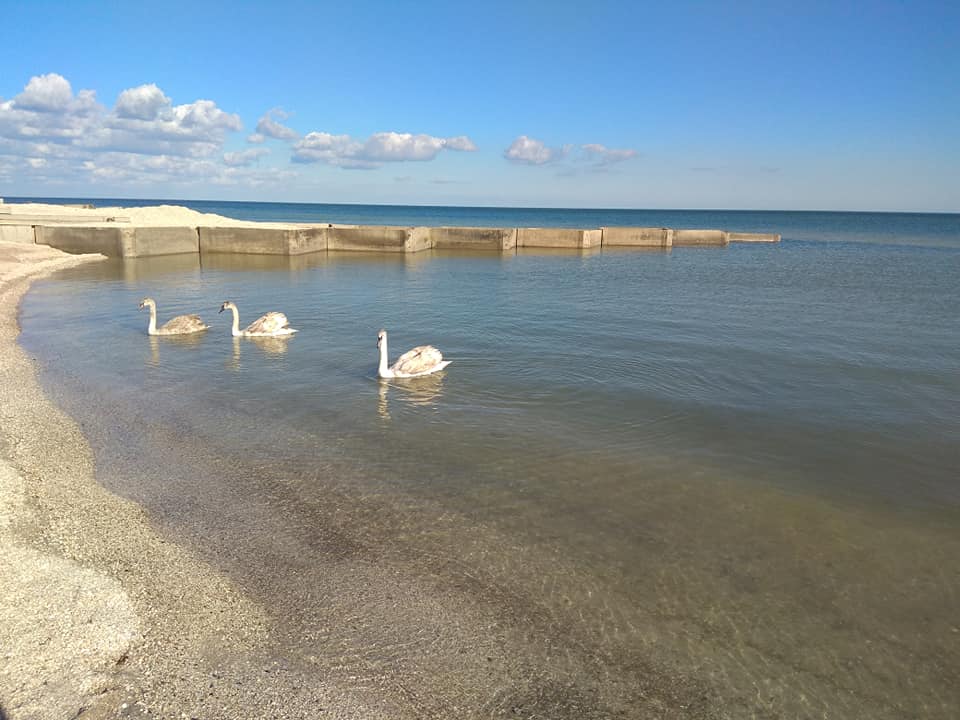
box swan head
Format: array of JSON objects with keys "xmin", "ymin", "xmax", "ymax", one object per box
[
  {"xmin": 219, "ymin": 301, "xmax": 236, "ymax": 314},
  {"xmin": 377, "ymin": 329, "xmax": 387, "ymax": 349},
  {"xmin": 138, "ymin": 297, "xmax": 155, "ymax": 311}
]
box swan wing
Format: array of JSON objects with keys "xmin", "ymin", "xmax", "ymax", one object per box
[
  {"xmin": 244, "ymin": 312, "xmax": 291, "ymax": 335},
  {"xmin": 159, "ymin": 314, "xmax": 208, "ymax": 334},
  {"xmin": 393, "ymin": 345, "xmax": 444, "ymax": 375}
]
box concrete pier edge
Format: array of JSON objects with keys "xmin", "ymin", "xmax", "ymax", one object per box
[{"xmin": 4, "ymin": 217, "xmax": 781, "ymax": 258}]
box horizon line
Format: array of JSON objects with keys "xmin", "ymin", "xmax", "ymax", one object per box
[{"xmin": 3, "ymin": 195, "xmax": 958, "ymax": 216}]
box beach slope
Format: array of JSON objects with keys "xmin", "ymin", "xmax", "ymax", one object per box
[{"xmin": 0, "ymin": 242, "xmax": 289, "ymax": 718}]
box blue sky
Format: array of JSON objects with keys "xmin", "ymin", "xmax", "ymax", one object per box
[{"xmin": 1, "ymin": 1, "xmax": 957, "ymax": 211}]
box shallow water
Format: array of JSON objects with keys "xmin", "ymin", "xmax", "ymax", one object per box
[{"xmin": 20, "ymin": 237, "xmax": 960, "ymax": 717}]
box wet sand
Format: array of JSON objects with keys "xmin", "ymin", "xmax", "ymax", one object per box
[{"xmin": 0, "ymin": 242, "xmax": 369, "ymax": 718}]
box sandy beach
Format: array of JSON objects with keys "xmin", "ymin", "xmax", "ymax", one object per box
[
  {"xmin": 0, "ymin": 205, "xmax": 409, "ymax": 717},
  {"xmin": 0, "ymin": 240, "xmax": 273, "ymax": 719}
]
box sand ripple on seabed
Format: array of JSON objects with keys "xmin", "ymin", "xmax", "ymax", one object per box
[{"xmin": 113, "ymin": 400, "xmax": 960, "ymax": 720}]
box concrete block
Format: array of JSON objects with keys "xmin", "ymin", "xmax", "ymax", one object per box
[
  {"xmin": 517, "ymin": 228, "xmax": 602, "ymax": 249},
  {"xmin": 406, "ymin": 227, "xmax": 433, "ymax": 253},
  {"xmin": 326, "ymin": 226, "xmax": 430, "ymax": 253},
  {"xmin": 123, "ymin": 227, "xmax": 199, "ymax": 256},
  {"xmin": 36, "ymin": 225, "xmax": 126, "ymax": 255},
  {"xmin": 289, "ymin": 227, "xmax": 329, "ymax": 254},
  {"xmin": 0, "ymin": 224, "xmax": 36, "ymax": 243},
  {"xmin": 726, "ymin": 232, "xmax": 781, "ymax": 242},
  {"xmin": 199, "ymin": 226, "xmax": 325, "ymax": 255},
  {"xmin": 672, "ymin": 229, "xmax": 729, "ymax": 246},
  {"xmin": 601, "ymin": 227, "xmax": 673, "ymax": 247},
  {"xmin": 37, "ymin": 226, "xmax": 200, "ymax": 257},
  {"xmin": 430, "ymin": 226, "xmax": 517, "ymax": 251},
  {"xmin": 201, "ymin": 226, "xmax": 292, "ymax": 254}
]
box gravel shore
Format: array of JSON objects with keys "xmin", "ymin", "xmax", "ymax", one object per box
[{"xmin": 0, "ymin": 242, "xmax": 306, "ymax": 718}]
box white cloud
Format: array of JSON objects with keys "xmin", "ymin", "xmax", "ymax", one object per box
[
  {"xmin": 169, "ymin": 99, "xmax": 241, "ymax": 133},
  {"xmin": 362, "ymin": 132, "xmax": 447, "ymax": 161},
  {"xmin": 224, "ymin": 147, "xmax": 270, "ymax": 167},
  {"xmin": 1, "ymin": 73, "xmax": 242, "ymax": 159},
  {"xmin": 505, "ymin": 137, "xmax": 638, "ymax": 169},
  {"xmin": 0, "ymin": 72, "xmax": 484, "ymax": 191},
  {"xmin": 504, "ymin": 135, "xmax": 560, "ymax": 165},
  {"xmin": 255, "ymin": 109, "xmax": 298, "ymax": 141},
  {"xmin": 0, "ymin": 72, "xmax": 255, "ymax": 190},
  {"xmin": 77, "ymin": 151, "xmax": 295, "ymax": 188},
  {"xmin": 581, "ymin": 143, "xmax": 638, "ymax": 166},
  {"xmin": 443, "ymin": 135, "xmax": 478, "ymax": 152},
  {"xmin": 14, "ymin": 73, "xmax": 74, "ymax": 112},
  {"xmin": 115, "ymin": 83, "xmax": 170, "ymax": 120},
  {"xmin": 292, "ymin": 131, "xmax": 363, "ymax": 165},
  {"xmin": 292, "ymin": 130, "xmax": 477, "ymax": 169}
]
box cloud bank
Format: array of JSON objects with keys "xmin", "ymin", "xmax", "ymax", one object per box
[
  {"xmin": 1, "ymin": 75, "xmax": 241, "ymax": 157},
  {"xmin": 0, "ymin": 73, "xmax": 265, "ymax": 189},
  {"xmin": 293, "ymin": 131, "xmax": 477, "ymax": 169},
  {"xmin": 503, "ymin": 136, "xmax": 566, "ymax": 165},
  {"xmin": 1, "ymin": 73, "xmax": 482, "ymax": 190},
  {"xmin": 252, "ymin": 108, "xmax": 298, "ymax": 142},
  {"xmin": 2, "ymin": 72, "xmax": 636, "ymax": 196},
  {"xmin": 504, "ymin": 136, "xmax": 637, "ymax": 169}
]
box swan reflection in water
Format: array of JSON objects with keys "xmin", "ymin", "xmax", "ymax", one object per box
[
  {"xmin": 227, "ymin": 334, "xmax": 294, "ymax": 371},
  {"xmin": 377, "ymin": 371, "xmax": 447, "ymax": 420},
  {"xmin": 147, "ymin": 331, "xmax": 205, "ymax": 367}
]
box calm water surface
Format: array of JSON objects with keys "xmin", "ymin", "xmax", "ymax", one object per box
[{"xmin": 19, "ymin": 222, "xmax": 960, "ymax": 717}]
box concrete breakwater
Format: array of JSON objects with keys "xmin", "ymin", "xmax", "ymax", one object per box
[{"xmin": 2, "ymin": 209, "xmax": 780, "ymax": 257}]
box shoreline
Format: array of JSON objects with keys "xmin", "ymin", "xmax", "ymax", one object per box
[
  {"xmin": 0, "ymin": 240, "xmax": 498, "ymax": 719},
  {"xmin": 0, "ymin": 242, "xmax": 288, "ymax": 718}
]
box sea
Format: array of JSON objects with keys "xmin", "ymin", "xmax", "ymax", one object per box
[{"xmin": 14, "ymin": 198, "xmax": 960, "ymax": 718}]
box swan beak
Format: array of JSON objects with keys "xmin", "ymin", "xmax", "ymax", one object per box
[
  {"xmin": 138, "ymin": 302, "xmax": 144, "ymax": 310},
  {"xmin": 218, "ymin": 306, "xmax": 225, "ymax": 314}
]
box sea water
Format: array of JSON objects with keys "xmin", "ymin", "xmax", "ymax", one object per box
[{"xmin": 18, "ymin": 206, "xmax": 960, "ymax": 717}]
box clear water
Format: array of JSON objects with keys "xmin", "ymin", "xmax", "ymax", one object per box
[{"xmin": 18, "ymin": 207, "xmax": 960, "ymax": 717}]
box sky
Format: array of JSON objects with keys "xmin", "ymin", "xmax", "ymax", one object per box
[{"xmin": 1, "ymin": 1, "xmax": 957, "ymax": 211}]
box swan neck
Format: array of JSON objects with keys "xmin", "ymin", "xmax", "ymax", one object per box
[
  {"xmin": 230, "ymin": 306, "xmax": 240, "ymax": 336},
  {"xmin": 147, "ymin": 304, "xmax": 157, "ymax": 335},
  {"xmin": 378, "ymin": 337, "xmax": 390, "ymax": 377}
]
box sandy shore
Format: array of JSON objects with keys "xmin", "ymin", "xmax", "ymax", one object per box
[
  {"xmin": 1, "ymin": 201, "xmax": 276, "ymax": 227},
  {"xmin": 0, "ymin": 242, "xmax": 328, "ymax": 718},
  {"xmin": 0, "ymin": 201, "xmax": 331, "ymax": 231}
]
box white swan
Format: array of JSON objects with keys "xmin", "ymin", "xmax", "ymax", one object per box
[
  {"xmin": 377, "ymin": 329, "xmax": 450, "ymax": 378},
  {"xmin": 138, "ymin": 297, "xmax": 209, "ymax": 336},
  {"xmin": 219, "ymin": 300, "xmax": 297, "ymax": 337}
]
